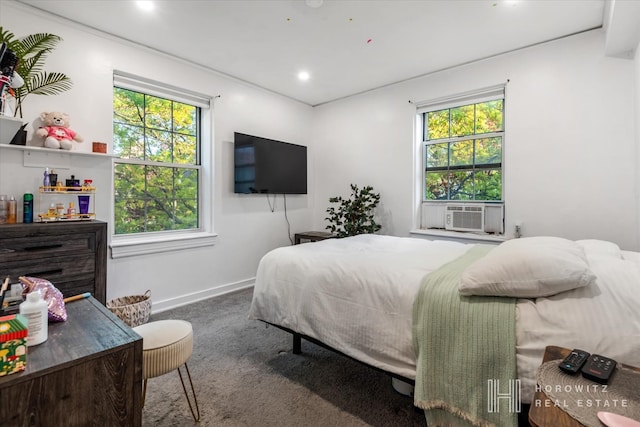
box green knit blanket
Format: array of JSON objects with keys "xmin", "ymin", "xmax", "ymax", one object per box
[{"xmin": 412, "ymin": 245, "xmax": 517, "ymax": 427}]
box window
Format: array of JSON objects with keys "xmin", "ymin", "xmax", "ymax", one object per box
[
  {"xmin": 112, "ymin": 72, "xmax": 210, "ymax": 237},
  {"xmin": 421, "ymin": 86, "xmax": 504, "ymax": 201}
]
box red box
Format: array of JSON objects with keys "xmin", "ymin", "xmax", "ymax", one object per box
[{"xmin": 92, "ymin": 142, "xmax": 107, "ymax": 153}]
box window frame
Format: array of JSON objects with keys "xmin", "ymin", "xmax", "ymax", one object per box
[
  {"xmin": 414, "ymin": 84, "xmax": 506, "ymax": 234},
  {"xmin": 109, "ymin": 72, "xmax": 216, "ymax": 258},
  {"xmin": 421, "ymin": 91, "xmax": 505, "ymax": 203}
]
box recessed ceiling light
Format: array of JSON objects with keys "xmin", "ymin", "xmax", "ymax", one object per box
[
  {"xmin": 298, "ymin": 71, "xmax": 310, "ymax": 81},
  {"xmin": 136, "ymin": 1, "xmax": 155, "ymax": 12}
]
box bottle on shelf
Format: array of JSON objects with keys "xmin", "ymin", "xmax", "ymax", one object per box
[
  {"xmin": 49, "ymin": 169, "xmax": 58, "ymax": 187},
  {"xmin": 67, "ymin": 201, "xmax": 76, "ymax": 218},
  {"xmin": 23, "ymin": 193, "xmax": 33, "ymax": 223},
  {"xmin": 66, "ymin": 175, "xmax": 79, "ymax": 190},
  {"xmin": 43, "ymin": 167, "xmax": 51, "ymax": 191},
  {"xmin": 0, "ymin": 195, "xmax": 7, "ymax": 224},
  {"xmin": 56, "ymin": 202, "xmax": 65, "ymax": 218},
  {"xmin": 7, "ymin": 195, "xmax": 17, "ymax": 224}
]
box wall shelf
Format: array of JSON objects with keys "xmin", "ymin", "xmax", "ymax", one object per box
[
  {"xmin": 0, "ymin": 143, "xmax": 116, "ymax": 169},
  {"xmin": 0, "ymin": 143, "xmax": 115, "ymax": 158}
]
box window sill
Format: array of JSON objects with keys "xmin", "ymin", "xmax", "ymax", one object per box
[
  {"xmin": 410, "ymin": 228, "xmax": 508, "ymax": 244},
  {"xmin": 110, "ymin": 231, "xmax": 217, "ymax": 259}
]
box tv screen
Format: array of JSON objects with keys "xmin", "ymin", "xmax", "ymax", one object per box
[{"xmin": 234, "ymin": 132, "xmax": 307, "ymax": 194}]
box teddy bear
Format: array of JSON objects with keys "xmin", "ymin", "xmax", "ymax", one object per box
[{"xmin": 36, "ymin": 111, "xmax": 83, "ymax": 150}]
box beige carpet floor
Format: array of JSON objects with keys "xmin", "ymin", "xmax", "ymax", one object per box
[{"xmin": 141, "ymin": 287, "xmax": 426, "ymax": 427}]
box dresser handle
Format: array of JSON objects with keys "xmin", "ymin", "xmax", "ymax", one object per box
[
  {"xmin": 25, "ymin": 269, "xmax": 63, "ymax": 277},
  {"xmin": 23, "ymin": 244, "xmax": 64, "ymax": 251}
]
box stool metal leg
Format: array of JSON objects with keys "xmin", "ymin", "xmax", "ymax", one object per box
[{"xmin": 177, "ymin": 362, "xmax": 200, "ymax": 422}]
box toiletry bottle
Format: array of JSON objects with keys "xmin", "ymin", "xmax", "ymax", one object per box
[
  {"xmin": 56, "ymin": 202, "xmax": 65, "ymax": 218},
  {"xmin": 49, "ymin": 169, "xmax": 58, "ymax": 187},
  {"xmin": 20, "ymin": 290, "xmax": 48, "ymax": 346},
  {"xmin": 67, "ymin": 202, "xmax": 76, "ymax": 218},
  {"xmin": 0, "ymin": 195, "xmax": 6, "ymax": 224},
  {"xmin": 43, "ymin": 167, "xmax": 50, "ymax": 191},
  {"xmin": 7, "ymin": 195, "xmax": 17, "ymax": 224},
  {"xmin": 23, "ymin": 193, "xmax": 33, "ymax": 223}
]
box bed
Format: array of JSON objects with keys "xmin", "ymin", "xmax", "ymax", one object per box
[{"xmin": 248, "ymin": 234, "xmax": 640, "ymax": 426}]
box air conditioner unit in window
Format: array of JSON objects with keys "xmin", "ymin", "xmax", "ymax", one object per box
[{"xmin": 444, "ymin": 203, "xmax": 485, "ymax": 232}]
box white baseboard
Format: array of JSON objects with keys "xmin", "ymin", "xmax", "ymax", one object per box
[{"xmin": 150, "ymin": 278, "xmax": 255, "ymax": 314}]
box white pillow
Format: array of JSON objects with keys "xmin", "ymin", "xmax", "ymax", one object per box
[
  {"xmin": 576, "ymin": 239, "xmax": 623, "ymax": 260},
  {"xmin": 459, "ymin": 236, "xmax": 596, "ymax": 298}
]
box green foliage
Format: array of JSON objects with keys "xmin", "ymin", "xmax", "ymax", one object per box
[
  {"xmin": 0, "ymin": 27, "xmax": 73, "ymax": 118},
  {"xmin": 113, "ymin": 87, "xmax": 199, "ymax": 235},
  {"xmin": 424, "ymin": 99, "xmax": 503, "ymax": 201},
  {"xmin": 325, "ymin": 184, "xmax": 381, "ymax": 238}
]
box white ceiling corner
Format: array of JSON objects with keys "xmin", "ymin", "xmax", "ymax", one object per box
[{"xmin": 15, "ymin": 0, "xmax": 607, "ymax": 106}]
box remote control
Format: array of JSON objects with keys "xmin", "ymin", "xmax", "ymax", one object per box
[
  {"xmin": 559, "ymin": 349, "xmax": 590, "ymax": 374},
  {"xmin": 581, "ymin": 354, "xmax": 617, "ymax": 384}
]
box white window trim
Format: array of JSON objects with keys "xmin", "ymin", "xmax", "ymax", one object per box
[
  {"xmin": 413, "ymin": 83, "xmax": 507, "ymax": 233},
  {"xmin": 109, "ymin": 72, "xmax": 216, "ymax": 258},
  {"xmin": 110, "ymin": 230, "xmax": 218, "ymax": 259},
  {"xmin": 409, "ymin": 228, "xmax": 507, "ymax": 244}
]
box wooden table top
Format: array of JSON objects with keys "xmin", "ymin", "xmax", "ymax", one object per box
[{"xmin": 0, "ymin": 296, "xmax": 141, "ymax": 386}]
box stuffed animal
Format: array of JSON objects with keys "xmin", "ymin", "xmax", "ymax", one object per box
[{"xmin": 36, "ymin": 112, "xmax": 83, "ymax": 150}]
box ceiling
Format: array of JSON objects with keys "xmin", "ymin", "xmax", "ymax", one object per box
[{"xmin": 16, "ymin": 0, "xmax": 605, "ymax": 106}]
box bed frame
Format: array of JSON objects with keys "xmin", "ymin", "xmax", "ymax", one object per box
[
  {"xmin": 264, "ymin": 321, "xmax": 533, "ymax": 426},
  {"xmin": 265, "ymin": 321, "xmax": 415, "ymax": 386}
]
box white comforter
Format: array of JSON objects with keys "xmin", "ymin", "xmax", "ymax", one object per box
[{"xmin": 248, "ymin": 234, "xmax": 640, "ymax": 403}]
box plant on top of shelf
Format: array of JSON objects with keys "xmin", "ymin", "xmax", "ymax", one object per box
[
  {"xmin": 0, "ymin": 26, "xmax": 73, "ymax": 118},
  {"xmin": 325, "ymin": 184, "xmax": 382, "ymax": 238}
]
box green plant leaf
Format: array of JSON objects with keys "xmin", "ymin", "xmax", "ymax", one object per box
[
  {"xmin": 0, "ymin": 26, "xmax": 72, "ymax": 118},
  {"xmin": 325, "ymin": 184, "xmax": 381, "ymax": 237}
]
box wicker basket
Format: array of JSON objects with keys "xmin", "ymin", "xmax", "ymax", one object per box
[{"xmin": 106, "ymin": 290, "xmax": 151, "ymax": 327}]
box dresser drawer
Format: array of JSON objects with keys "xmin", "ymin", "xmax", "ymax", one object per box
[
  {"xmin": 0, "ymin": 233, "xmax": 95, "ymax": 262},
  {"xmin": 0, "ymin": 254, "xmax": 95, "ymax": 298},
  {"xmin": 0, "ymin": 221, "xmax": 107, "ymax": 303}
]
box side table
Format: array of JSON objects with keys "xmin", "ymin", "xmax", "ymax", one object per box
[
  {"xmin": 529, "ymin": 345, "xmax": 640, "ymax": 427},
  {"xmin": 294, "ymin": 231, "xmax": 335, "ymax": 245},
  {"xmin": 0, "ymin": 296, "xmax": 142, "ymax": 426}
]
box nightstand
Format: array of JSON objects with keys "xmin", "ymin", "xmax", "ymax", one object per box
[
  {"xmin": 529, "ymin": 345, "xmax": 640, "ymax": 427},
  {"xmin": 294, "ymin": 231, "xmax": 335, "ymax": 245}
]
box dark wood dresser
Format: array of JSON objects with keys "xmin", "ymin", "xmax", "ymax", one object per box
[
  {"xmin": 0, "ymin": 221, "xmax": 107, "ymax": 304},
  {"xmin": 0, "ymin": 296, "xmax": 143, "ymax": 426}
]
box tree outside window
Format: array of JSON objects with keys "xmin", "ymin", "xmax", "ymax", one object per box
[
  {"xmin": 113, "ymin": 87, "xmax": 200, "ymax": 235},
  {"xmin": 424, "ymin": 99, "xmax": 503, "ymax": 201}
]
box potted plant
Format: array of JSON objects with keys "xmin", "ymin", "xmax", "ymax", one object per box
[
  {"xmin": 325, "ymin": 184, "xmax": 382, "ymax": 237},
  {"xmin": 0, "ymin": 26, "xmax": 73, "ymax": 119}
]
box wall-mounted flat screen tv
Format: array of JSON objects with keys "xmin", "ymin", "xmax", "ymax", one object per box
[{"xmin": 234, "ymin": 132, "xmax": 307, "ymax": 194}]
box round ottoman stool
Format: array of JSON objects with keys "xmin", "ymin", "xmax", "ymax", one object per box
[{"xmin": 133, "ymin": 319, "xmax": 200, "ymax": 422}]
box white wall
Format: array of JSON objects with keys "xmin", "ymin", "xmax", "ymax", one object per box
[
  {"xmin": 311, "ymin": 30, "xmax": 639, "ymax": 250},
  {"xmin": 0, "ymin": 3, "xmax": 315, "ymax": 309},
  {"xmin": 635, "ymin": 37, "xmax": 640, "ymax": 249}
]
